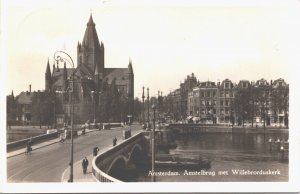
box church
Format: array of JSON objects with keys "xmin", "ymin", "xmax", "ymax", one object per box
[{"xmin": 45, "ymin": 15, "xmax": 134, "ymax": 124}]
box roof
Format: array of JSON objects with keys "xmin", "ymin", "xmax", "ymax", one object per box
[
  {"xmin": 82, "ymin": 15, "xmax": 101, "ymax": 50},
  {"xmin": 52, "ymin": 68, "xmax": 74, "ymax": 78},
  {"xmin": 104, "ymin": 68, "xmax": 130, "ymax": 85},
  {"xmin": 16, "ymin": 92, "xmax": 36, "ymax": 104}
]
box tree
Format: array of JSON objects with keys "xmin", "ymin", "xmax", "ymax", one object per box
[
  {"xmin": 30, "ymin": 91, "xmax": 54, "ymax": 128},
  {"xmin": 7, "ymin": 93, "xmax": 17, "ymax": 127},
  {"xmin": 232, "ymin": 88, "xmax": 251, "ymax": 127}
]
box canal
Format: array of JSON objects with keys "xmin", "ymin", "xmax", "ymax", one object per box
[{"xmin": 127, "ymin": 131, "xmax": 289, "ymax": 182}]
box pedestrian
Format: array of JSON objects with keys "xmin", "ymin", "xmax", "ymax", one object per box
[
  {"xmin": 82, "ymin": 157, "xmax": 89, "ymax": 174},
  {"xmin": 93, "ymin": 146, "xmax": 99, "ymax": 156},
  {"xmin": 113, "ymin": 137, "xmax": 117, "ymax": 146},
  {"xmin": 26, "ymin": 141, "xmax": 32, "ymax": 154}
]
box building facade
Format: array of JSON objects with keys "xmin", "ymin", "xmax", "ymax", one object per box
[{"xmin": 184, "ymin": 77, "xmax": 288, "ymax": 126}]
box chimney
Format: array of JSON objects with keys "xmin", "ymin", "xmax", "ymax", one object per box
[{"xmin": 29, "ymin": 84, "xmax": 31, "ymax": 93}]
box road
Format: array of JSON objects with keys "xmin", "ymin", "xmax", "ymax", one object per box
[{"xmin": 7, "ymin": 124, "xmax": 142, "ymax": 182}]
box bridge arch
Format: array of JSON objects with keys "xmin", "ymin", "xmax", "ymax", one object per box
[
  {"xmin": 107, "ymin": 155, "xmax": 128, "ymax": 181},
  {"xmin": 128, "ymin": 144, "xmax": 147, "ymax": 169}
]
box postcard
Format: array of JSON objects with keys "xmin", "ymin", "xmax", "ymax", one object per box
[{"xmin": 1, "ymin": 0, "xmax": 300, "ymax": 193}]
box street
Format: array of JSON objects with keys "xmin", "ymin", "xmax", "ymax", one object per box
[{"xmin": 7, "ymin": 125, "xmax": 142, "ymax": 182}]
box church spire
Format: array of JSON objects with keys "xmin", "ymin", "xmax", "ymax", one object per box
[
  {"xmin": 87, "ymin": 14, "xmax": 95, "ymax": 26},
  {"xmin": 46, "ymin": 58, "xmax": 51, "ymax": 75},
  {"xmin": 46, "ymin": 58, "xmax": 52, "ymax": 92},
  {"xmin": 128, "ymin": 59, "xmax": 133, "ymax": 74}
]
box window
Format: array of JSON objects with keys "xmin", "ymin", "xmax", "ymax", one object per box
[
  {"xmin": 207, "ymin": 91, "xmax": 210, "ymax": 98},
  {"xmin": 213, "ymin": 100, "xmax": 217, "ymax": 105},
  {"xmin": 213, "ymin": 91, "xmax": 216, "ymax": 97},
  {"xmin": 221, "ymin": 109, "xmax": 224, "ymax": 114},
  {"xmin": 201, "ymin": 109, "xmax": 205, "ymax": 114},
  {"xmin": 225, "ymin": 100, "xmax": 229, "ymax": 106},
  {"xmin": 220, "ymin": 92, "xmax": 224, "ymax": 97},
  {"xmin": 220, "ymin": 100, "xmax": 223, "ymax": 106},
  {"xmin": 225, "ymin": 82, "xmax": 230, "ymax": 89},
  {"xmin": 201, "ymin": 92, "xmax": 205, "ymax": 98},
  {"xmin": 225, "ymin": 108, "xmax": 229, "ymax": 114},
  {"xmin": 225, "ymin": 91, "xmax": 229, "ymax": 97},
  {"xmin": 230, "ymin": 91, "xmax": 233, "ymax": 97},
  {"xmin": 213, "ymin": 109, "xmax": 216, "ymax": 114},
  {"xmin": 201, "ymin": 100, "xmax": 205, "ymax": 106}
]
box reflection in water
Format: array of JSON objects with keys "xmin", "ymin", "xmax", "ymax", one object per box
[{"xmin": 127, "ymin": 132, "xmax": 289, "ymax": 182}]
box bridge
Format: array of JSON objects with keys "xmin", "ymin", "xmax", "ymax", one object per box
[{"xmin": 92, "ymin": 131, "xmax": 150, "ymax": 182}]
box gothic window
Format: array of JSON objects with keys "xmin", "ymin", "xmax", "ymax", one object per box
[{"xmin": 79, "ymin": 56, "xmax": 82, "ymax": 65}]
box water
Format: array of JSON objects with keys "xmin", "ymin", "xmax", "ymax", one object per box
[{"xmin": 129, "ymin": 132, "xmax": 289, "ymax": 182}]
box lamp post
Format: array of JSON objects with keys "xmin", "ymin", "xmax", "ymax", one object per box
[
  {"xmin": 53, "ymin": 91, "xmax": 57, "ymax": 129},
  {"xmin": 147, "ymin": 88, "xmax": 150, "ymax": 128},
  {"xmin": 151, "ymin": 104, "xmax": 156, "ymax": 182},
  {"xmin": 142, "ymin": 87, "xmax": 145, "ymax": 126},
  {"xmin": 54, "ymin": 51, "xmax": 75, "ymax": 182},
  {"xmin": 91, "ymin": 91, "xmax": 96, "ymax": 123}
]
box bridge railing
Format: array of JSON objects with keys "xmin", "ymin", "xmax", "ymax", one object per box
[
  {"xmin": 92, "ymin": 132, "xmax": 144, "ymax": 182},
  {"xmin": 7, "ymin": 132, "xmax": 59, "ymax": 152}
]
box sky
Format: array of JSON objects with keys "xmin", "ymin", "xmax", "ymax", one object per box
[{"xmin": 2, "ymin": 0, "xmax": 300, "ymax": 99}]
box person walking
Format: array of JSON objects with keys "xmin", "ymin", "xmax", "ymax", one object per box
[
  {"xmin": 93, "ymin": 146, "xmax": 99, "ymax": 156},
  {"xmin": 113, "ymin": 137, "xmax": 117, "ymax": 146},
  {"xmin": 82, "ymin": 157, "xmax": 89, "ymax": 174}
]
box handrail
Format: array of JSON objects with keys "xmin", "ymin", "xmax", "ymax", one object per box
[{"xmin": 92, "ymin": 132, "xmax": 144, "ymax": 182}]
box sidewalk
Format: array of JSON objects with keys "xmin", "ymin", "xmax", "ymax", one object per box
[{"xmin": 61, "ymin": 125, "xmax": 141, "ymax": 182}]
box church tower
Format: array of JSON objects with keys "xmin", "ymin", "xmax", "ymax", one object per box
[
  {"xmin": 45, "ymin": 58, "xmax": 51, "ymax": 92},
  {"xmin": 77, "ymin": 14, "xmax": 104, "ymax": 76},
  {"xmin": 62, "ymin": 62, "xmax": 68, "ymax": 91}
]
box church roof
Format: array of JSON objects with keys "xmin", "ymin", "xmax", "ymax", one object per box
[
  {"xmin": 104, "ymin": 68, "xmax": 130, "ymax": 85},
  {"xmin": 16, "ymin": 92, "xmax": 36, "ymax": 105},
  {"xmin": 52, "ymin": 68, "xmax": 74, "ymax": 78},
  {"xmin": 82, "ymin": 14, "xmax": 101, "ymax": 50},
  {"xmin": 76, "ymin": 64, "xmax": 93, "ymax": 78},
  {"xmin": 52, "ymin": 68, "xmax": 74, "ymax": 87}
]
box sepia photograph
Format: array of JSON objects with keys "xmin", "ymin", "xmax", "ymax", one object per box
[{"xmin": 1, "ymin": 0, "xmax": 300, "ymax": 193}]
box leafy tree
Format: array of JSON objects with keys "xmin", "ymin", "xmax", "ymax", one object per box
[
  {"xmin": 232, "ymin": 88, "xmax": 251, "ymax": 127},
  {"xmin": 30, "ymin": 91, "xmax": 54, "ymax": 128}
]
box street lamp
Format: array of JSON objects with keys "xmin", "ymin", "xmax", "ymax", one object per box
[
  {"xmin": 53, "ymin": 91, "xmax": 57, "ymax": 129},
  {"xmin": 54, "ymin": 51, "xmax": 75, "ymax": 182},
  {"xmin": 142, "ymin": 86, "xmax": 145, "ymax": 126},
  {"xmin": 151, "ymin": 104, "xmax": 156, "ymax": 182},
  {"xmin": 91, "ymin": 91, "xmax": 96, "ymax": 123},
  {"xmin": 147, "ymin": 88, "xmax": 150, "ymax": 128}
]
